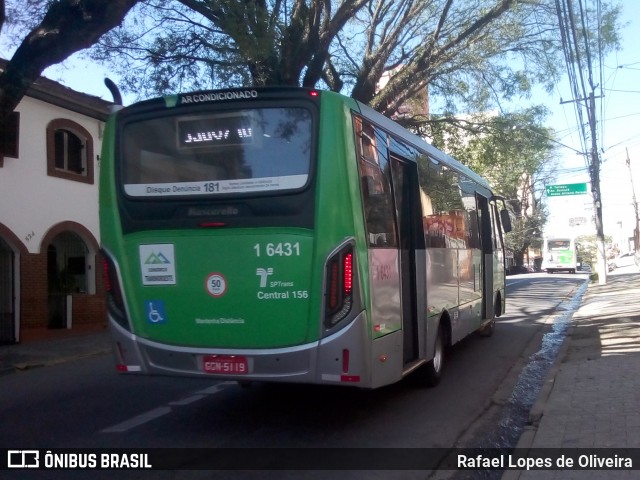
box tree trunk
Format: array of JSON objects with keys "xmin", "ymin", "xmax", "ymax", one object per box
[{"xmin": 0, "ymin": 0, "xmax": 138, "ymax": 154}]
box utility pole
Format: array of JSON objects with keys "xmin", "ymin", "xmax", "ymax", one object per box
[
  {"xmin": 626, "ymin": 148, "xmax": 640, "ymax": 251},
  {"xmin": 557, "ymin": 93, "xmax": 607, "ymax": 282},
  {"xmin": 587, "ymin": 92, "xmax": 607, "ymax": 284}
]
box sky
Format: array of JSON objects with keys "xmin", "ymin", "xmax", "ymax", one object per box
[{"xmin": 2, "ymin": 0, "xmax": 639, "ymax": 250}]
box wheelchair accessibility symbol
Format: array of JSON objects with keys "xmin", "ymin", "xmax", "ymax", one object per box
[{"xmin": 145, "ymin": 300, "xmax": 167, "ymax": 324}]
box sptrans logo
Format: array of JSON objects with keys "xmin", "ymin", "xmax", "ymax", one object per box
[{"xmin": 7, "ymin": 450, "xmax": 39, "ymax": 468}]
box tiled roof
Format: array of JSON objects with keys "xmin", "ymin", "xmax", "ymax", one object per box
[{"xmin": 0, "ymin": 58, "xmax": 114, "ymax": 121}]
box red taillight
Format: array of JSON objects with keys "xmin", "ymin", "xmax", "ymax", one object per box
[
  {"xmin": 103, "ymin": 258, "xmax": 112, "ymax": 292},
  {"xmin": 325, "ymin": 246, "xmax": 354, "ymax": 328},
  {"xmin": 199, "ymin": 222, "xmax": 226, "ymax": 228},
  {"xmin": 342, "ymin": 349, "xmax": 350, "ymax": 373},
  {"xmin": 102, "ymin": 253, "xmax": 128, "ymax": 328},
  {"xmin": 343, "ymin": 252, "xmax": 353, "ymax": 296}
]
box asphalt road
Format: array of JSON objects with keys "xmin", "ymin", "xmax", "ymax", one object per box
[{"xmin": 0, "ymin": 272, "xmax": 588, "ymax": 480}]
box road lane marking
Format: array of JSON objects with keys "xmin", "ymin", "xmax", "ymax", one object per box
[
  {"xmin": 101, "ymin": 406, "xmax": 171, "ymax": 433},
  {"xmin": 100, "ymin": 381, "xmax": 234, "ymax": 433},
  {"xmin": 169, "ymin": 395, "xmax": 206, "ymax": 406},
  {"xmin": 195, "ymin": 382, "xmax": 233, "ymax": 395}
]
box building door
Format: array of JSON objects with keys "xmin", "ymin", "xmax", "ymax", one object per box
[
  {"xmin": 47, "ymin": 231, "xmax": 89, "ymax": 328},
  {"xmin": 0, "ymin": 237, "xmax": 16, "ymax": 343}
]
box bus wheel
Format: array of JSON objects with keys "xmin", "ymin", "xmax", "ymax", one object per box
[{"xmin": 416, "ymin": 325, "xmax": 444, "ymax": 387}]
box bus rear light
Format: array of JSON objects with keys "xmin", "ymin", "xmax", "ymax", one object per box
[
  {"xmin": 343, "ymin": 252, "xmax": 353, "ymax": 296},
  {"xmin": 199, "ymin": 222, "xmax": 226, "ymax": 228},
  {"xmin": 324, "ymin": 245, "xmax": 354, "ymax": 328},
  {"xmin": 115, "ymin": 364, "xmax": 142, "ymax": 373},
  {"xmin": 102, "ymin": 253, "xmax": 128, "ymax": 329},
  {"xmin": 102, "ymin": 258, "xmax": 112, "ymax": 293},
  {"xmin": 342, "ymin": 349, "xmax": 350, "ymax": 373},
  {"xmin": 114, "ymin": 343, "xmax": 141, "ymax": 372},
  {"xmin": 102, "ymin": 257, "xmax": 123, "ymax": 307}
]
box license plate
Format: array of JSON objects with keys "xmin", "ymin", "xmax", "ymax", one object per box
[{"xmin": 202, "ymin": 355, "xmax": 248, "ymax": 375}]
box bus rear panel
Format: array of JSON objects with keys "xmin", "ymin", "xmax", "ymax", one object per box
[{"xmin": 542, "ymin": 237, "xmax": 577, "ymax": 274}]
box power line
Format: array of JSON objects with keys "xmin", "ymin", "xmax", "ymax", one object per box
[
  {"xmin": 604, "ymin": 88, "xmax": 640, "ymax": 94},
  {"xmin": 555, "ymin": 0, "xmax": 607, "ymax": 282}
]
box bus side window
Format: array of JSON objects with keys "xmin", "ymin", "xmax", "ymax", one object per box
[
  {"xmin": 354, "ymin": 116, "xmax": 397, "ymax": 248},
  {"xmin": 491, "ymin": 203, "xmax": 503, "ymax": 251},
  {"xmin": 459, "ymin": 176, "xmax": 480, "ymax": 249},
  {"xmin": 417, "ymin": 154, "xmax": 466, "ymax": 249}
]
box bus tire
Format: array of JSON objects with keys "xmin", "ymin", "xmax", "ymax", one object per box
[
  {"xmin": 416, "ymin": 325, "xmax": 444, "ymax": 387},
  {"xmin": 494, "ymin": 293, "xmax": 503, "ymax": 317}
]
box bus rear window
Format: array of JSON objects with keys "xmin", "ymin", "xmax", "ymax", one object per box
[
  {"xmin": 548, "ymin": 240, "xmax": 570, "ymax": 250},
  {"xmin": 120, "ymin": 107, "xmax": 312, "ymax": 197}
]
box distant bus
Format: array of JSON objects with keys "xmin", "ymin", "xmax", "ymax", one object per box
[
  {"xmin": 100, "ymin": 87, "xmax": 512, "ymax": 389},
  {"xmin": 542, "ymin": 237, "xmax": 577, "ymax": 274}
]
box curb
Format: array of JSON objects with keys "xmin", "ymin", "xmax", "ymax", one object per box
[{"xmin": 0, "ymin": 347, "xmax": 112, "ymax": 377}]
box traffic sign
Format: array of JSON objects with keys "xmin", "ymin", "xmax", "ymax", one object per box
[{"xmin": 545, "ymin": 183, "xmax": 588, "ymax": 197}]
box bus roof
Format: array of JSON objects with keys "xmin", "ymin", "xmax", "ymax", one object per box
[{"xmin": 355, "ymin": 100, "xmax": 493, "ymax": 194}]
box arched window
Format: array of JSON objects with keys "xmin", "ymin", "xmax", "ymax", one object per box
[{"xmin": 46, "ymin": 119, "xmax": 94, "ymax": 184}]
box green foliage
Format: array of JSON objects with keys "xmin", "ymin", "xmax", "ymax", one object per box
[
  {"xmin": 0, "ymin": 5, "xmax": 620, "ymax": 182},
  {"xmin": 1, "ymin": 0, "xmax": 623, "ymax": 122},
  {"xmin": 576, "ymin": 234, "xmax": 613, "ymax": 266}
]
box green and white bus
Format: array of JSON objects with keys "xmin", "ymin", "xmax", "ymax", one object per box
[
  {"xmin": 100, "ymin": 87, "xmax": 512, "ymax": 389},
  {"xmin": 542, "ymin": 236, "xmax": 577, "ymax": 274}
]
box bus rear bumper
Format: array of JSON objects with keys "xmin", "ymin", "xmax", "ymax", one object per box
[{"xmin": 107, "ymin": 311, "xmax": 374, "ymax": 387}]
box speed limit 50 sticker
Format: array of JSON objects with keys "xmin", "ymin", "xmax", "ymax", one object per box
[{"xmin": 205, "ymin": 273, "xmax": 227, "ymax": 297}]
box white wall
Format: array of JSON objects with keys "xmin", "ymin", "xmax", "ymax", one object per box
[{"xmin": 0, "ymin": 95, "xmax": 104, "ymax": 254}]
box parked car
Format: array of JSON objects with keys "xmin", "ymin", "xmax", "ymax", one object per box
[
  {"xmin": 507, "ymin": 265, "xmax": 531, "ymax": 275},
  {"xmin": 609, "ymin": 252, "xmax": 636, "ymax": 269}
]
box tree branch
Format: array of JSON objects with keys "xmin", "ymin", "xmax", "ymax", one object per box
[{"xmin": 0, "ymin": 0, "xmax": 138, "ymax": 145}]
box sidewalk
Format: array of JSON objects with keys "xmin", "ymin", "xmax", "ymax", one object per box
[
  {"xmin": 506, "ymin": 267, "xmax": 640, "ymax": 479},
  {"xmin": 0, "ymin": 325, "xmax": 112, "ymax": 376}
]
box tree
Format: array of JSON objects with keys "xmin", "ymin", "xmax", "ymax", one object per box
[
  {"xmin": 0, "ymin": 0, "xmax": 139, "ymax": 155},
  {"xmin": 3, "ymin": 1, "xmax": 621, "ymax": 122},
  {"xmin": 576, "ymin": 234, "xmax": 612, "ymax": 266},
  {"xmin": 73, "ymin": 0, "xmax": 620, "ymax": 118}
]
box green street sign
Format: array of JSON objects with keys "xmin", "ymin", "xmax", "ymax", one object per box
[{"xmin": 545, "ymin": 183, "xmax": 588, "ymax": 197}]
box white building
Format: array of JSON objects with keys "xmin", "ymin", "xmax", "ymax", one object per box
[{"xmin": 0, "ymin": 60, "xmax": 112, "ymax": 343}]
